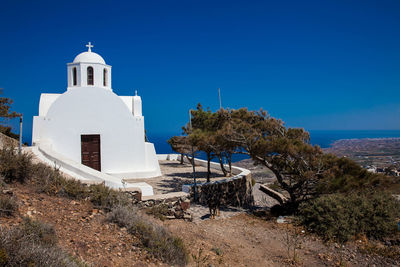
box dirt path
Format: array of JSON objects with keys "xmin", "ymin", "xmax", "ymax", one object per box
[{"xmin": 163, "ymin": 213, "xmax": 397, "ymax": 267}]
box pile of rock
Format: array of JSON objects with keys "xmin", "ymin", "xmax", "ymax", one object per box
[
  {"xmin": 164, "ymin": 198, "xmax": 192, "ymax": 221},
  {"xmin": 138, "ymin": 195, "xmax": 192, "ymax": 221}
]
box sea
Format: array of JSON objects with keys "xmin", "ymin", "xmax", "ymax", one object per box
[{"xmin": 148, "ymin": 130, "xmax": 400, "ymax": 163}]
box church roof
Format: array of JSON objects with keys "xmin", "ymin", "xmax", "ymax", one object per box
[{"xmin": 73, "ymin": 51, "xmax": 106, "ymax": 64}]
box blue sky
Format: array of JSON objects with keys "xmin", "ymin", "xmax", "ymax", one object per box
[{"xmin": 1, "ymin": 0, "xmax": 399, "ymax": 143}]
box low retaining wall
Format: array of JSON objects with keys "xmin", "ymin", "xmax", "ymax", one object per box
[
  {"xmin": 30, "ymin": 144, "xmax": 154, "ymax": 196},
  {"xmin": 159, "ymin": 154, "xmax": 254, "ymax": 208}
]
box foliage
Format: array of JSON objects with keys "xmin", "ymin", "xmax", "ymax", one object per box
[
  {"xmin": 170, "ymin": 104, "xmax": 238, "ymax": 180},
  {"xmin": 19, "ymin": 217, "xmax": 58, "ymax": 246},
  {"xmin": 106, "ymin": 205, "xmax": 188, "ymax": 266},
  {"xmin": 316, "ymin": 156, "xmax": 398, "ymax": 194},
  {"xmin": 184, "ymin": 104, "xmax": 220, "ymax": 181},
  {"xmin": 146, "ymin": 203, "xmax": 170, "ymax": 221},
  {"xmin": 192, "ymin": 247, "xmax": 209, "ymax": 267},
  {"xmin": 282, "ymin": 225, "xmax": 302, "ymax": 264},
  {"xmin": 0, "ymin": 195, "xmax": 18, "ymax": 217},
  {"xmin": 167, "ymin": 136, "xmax": 197, "ymax": 164},
  {"xmin": 299, "ymin": 191, "xmax": 400, "ymax": 242},
  {"xmin": 172, "ymin": 105, "xmax": 399, "ymax": 211},
  {"xmin": 0, "ymin": 96, "xmax": 20, "ymax": 141},
  {"xmin": 0, "ymin": 217, "xmax": 85, "ymax": 266},
  {"xmin": 211, "ymin": 247, "xmax": 223, "ymax": 256},
  {"xmin": 224, "ymin": 108, "xmax": 333, "ymax": 207},
  {"xmin": 0, "ymin": 97, "xmax": 19, "ymax": 119},
  {"xmin": 0, "ymin": 126, "xmax": 19, "ymax": 140},
  {"xmin": 0, "ymin": 145, "xmax": 34, "ymax": 183},
  {"xmin": 32, "ymin": 162, "xmax": 129, "ymax": 211},
  {"xmin": 88, "ymin": 183, "xmax": 130, "ymax": 210}
]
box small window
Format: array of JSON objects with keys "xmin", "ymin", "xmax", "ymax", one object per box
[
  {"xmin": 103, "ymin": 68, "xmax": 107, "ymax": 86},
  {"xmin": 87, "ymin": 66, "xmax": 94, "ymax": 85},
  {"xmin": 73, "ymin": 67, "xmax": 77, "ymax": 86}
]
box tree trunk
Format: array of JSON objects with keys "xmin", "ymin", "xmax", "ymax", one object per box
[
  {"xmin": 218, "ymin": 154, "xmax": 228, "ymax": 176},
  {"xmin": 185, "ymin": 155, "xmax": 193, "ymax": 166},
  {"xmin": 259, "ymin": 184, "xmax": 289, "ymax": 206},
  {"xmin": 207, "ymin": 152, "xmax": 211, "ymax": 182},
  {"xmin": 180, "ymin": 153, "xmax": 184, "ymax": 164},
  {"xmin": 228, "ymin": 152, "xmax": 232, "ymax": 176}
]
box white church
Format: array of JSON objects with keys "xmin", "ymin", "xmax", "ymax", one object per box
[{"xmin": 31, "ymin": 43, "xmax": 161, "ymax": 196}]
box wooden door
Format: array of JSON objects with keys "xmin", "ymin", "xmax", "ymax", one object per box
[{"xmin": 81, "ymin": 134, "xmax": 101, "ymax": 171}]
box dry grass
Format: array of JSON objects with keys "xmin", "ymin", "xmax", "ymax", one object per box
[
  {"xmin": 0, "ymin": 195, "xmax": 18, "ymax": 217},
  {"xmin": 0, "ymin": 217, "xmax": 87, "ymax": 266},
  {"xmin": 107, "ymin": 205, "xmax": 188, "ymax": 266},
  {"xmin": 0, "ymin": 144, "xmax": 187, "ymax": 266},
  {"xmin": 32, "ymin": 162, "xmax": 130, "ymax": 211}
]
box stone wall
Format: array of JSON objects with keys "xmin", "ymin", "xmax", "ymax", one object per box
[
  {"xmin": 186, "ymin": 173, "xmax": 254, "ymax": 208},
  {"xmin": 177, "ymin": 156, "xmax": 254, "ymax": 208}
]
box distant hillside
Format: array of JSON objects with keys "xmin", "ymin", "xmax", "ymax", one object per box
[{"xmin": 324, "ymin": 138, "xmax": 400, "ymax": 168}]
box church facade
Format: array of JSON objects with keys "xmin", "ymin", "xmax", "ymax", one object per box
[{"xmin": 32, "ymin": 43, "xmax": 161, "ymax": 182}]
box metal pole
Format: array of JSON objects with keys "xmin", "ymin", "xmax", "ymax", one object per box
[
  {"xmin": 189, "ymin": 109, "xmax": 197, "ymax": 202},
  {"xmin": 218, "ymin": 88, "xmax": 222, "ymax": 110},
  {"xmin": 18, "ymin": 114, "xmax": 23, "ymax": 154}
]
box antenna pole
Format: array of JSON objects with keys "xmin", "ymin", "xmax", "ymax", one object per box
[
  {"xmin": 18, "ymin": 114, "xmax": 23, "ymax": 154},
  {"xmin": 218, "ymin": 88, "xmax": 222, "ymax": 109},
  {"xmin": 189, "ymin": 109, "xmax": 197, "ymax": 202}
]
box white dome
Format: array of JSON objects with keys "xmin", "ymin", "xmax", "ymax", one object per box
[{"xmin": 73, "ymin": 51, "xmax": 106, "ymax": 64}]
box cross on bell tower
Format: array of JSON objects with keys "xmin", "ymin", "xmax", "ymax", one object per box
[{"xmin": 86, "ymin": 42, "xmax": 93, "ymax": 52}]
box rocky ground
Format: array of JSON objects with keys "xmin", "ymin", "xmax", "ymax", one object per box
[
  {"xmin": 2, "ymin": 180, "xmax": 399, "ymax": 266},
  {"xmin": 164, "ymin": 213, "xmax": 399, "ymax": 267},
  {"xmin": 0, "ymin": 182, "xmax": 167, "ymax": 267}
]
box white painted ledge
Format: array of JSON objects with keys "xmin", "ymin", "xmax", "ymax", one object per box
[{"xmin": 28, "ymin": 144, "xmax": 154, "ymax": 196}]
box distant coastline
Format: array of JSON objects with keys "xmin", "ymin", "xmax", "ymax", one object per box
[
  {"xmin": 324, "ymin": 136, "xmax": 400, "ymax": 168},
  {"xmin": 148, "ymin": 130, "xmax": 400, "ymax": 163},
  {"xmin": 308, "ymin": 130, "xmax": 400, "ymax": 148}
]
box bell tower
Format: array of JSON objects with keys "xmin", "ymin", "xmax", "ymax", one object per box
[{"xmin": 67, "ymin": 42, "xmax": 112, "ymax": 90}]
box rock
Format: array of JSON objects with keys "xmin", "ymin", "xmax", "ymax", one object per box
[
  {"xmin": 276, "ymin": 216, "xmax": 286, "ymax": 224},
  {"xmin": 174, "ymin": 210, "xmax": 184, "ymax": 219},
  {"xmin": 180, "ymin": 200, "xmax": 190, "ymax": 211},
  {"xmin": 2, "ymin": 189, "xmax": 13, "ymax": 195},
  {"xmin": 183, "ymin": 214, "xmax": 192, "ymax": 221},
  {"xmin": 166, "ymin": 215, "xmax": 175, "ymax": 220}
]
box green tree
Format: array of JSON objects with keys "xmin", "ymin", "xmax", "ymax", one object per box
[
  {"xmin": 167, "ymin": 135, "xmax": 197, "ymax": 164},
  {"xmin": 225, "ymin": 108, "xmax": 330, "ymax": 208},
  {"xmin": 0, "ymin": 96, "xmax": 20, "ymax": 139},
  {"xmin": 183, "ymin": 104, "xmax": 220, "ymax": 182}
]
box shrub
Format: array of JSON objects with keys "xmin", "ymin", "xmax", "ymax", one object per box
[
  {"xmin": 19, "ymin": 217, "xmax": 58, "ymax": 246},
  {"xmin": 131, "ymin": 220, "xmax": 188, "ymax": 266},
  {"xmin": 299, "ymin": 191, "xmax": 400, "ymax": 242},
  {"xmin": 60, "ymin": 178, "xmax": 88, "ymax": 199},
  {"xmin": 146, "ymin": 204, "xmax": 170, "ymax": 221},
  {"xmin": 106, "ymin": 205, "xmax": 138, "ymax": 227},
  {"xmin": 317, "ymin": 157, "xmax": 400, "ymax": 194},
  {"xmin": 106, "ymin": 205, "xmax": 188, "ymax": 266},
  {"xmin": 0, "ymin": 195, "xmax": 18, "ymax": 217},
  {"xmin": 0, "ymin": 146, "xmax": 33, "ymax": 183},
  {"xmin": 33, "ymin": 163, "xmax": 65, "ymax": 195},
  {"xmin": 32, "ymin": 162, "xmax": 129, "ymax": 210},
  {"xmin": 0, "ymin": 217, "xmax": 85, "ymax": 266},
  {"xmin": 88, "ymin": 183, "xmax": 130, "ymax": 211}
]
